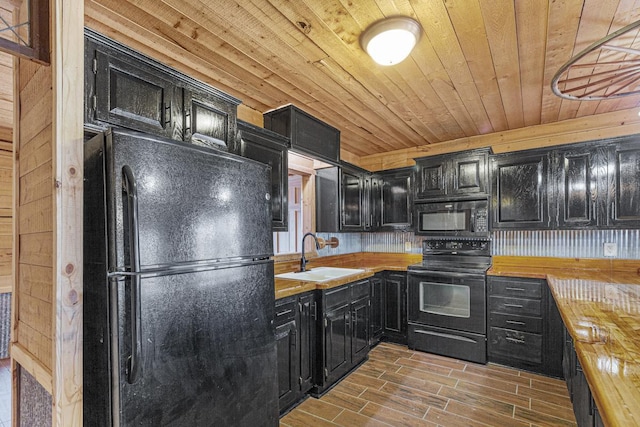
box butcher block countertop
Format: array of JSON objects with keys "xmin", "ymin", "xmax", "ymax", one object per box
[
  {"xmin": 274, "ymin": 252, "xmax": 421, "ymax": 299},
  {"xmin": 489, "ymin": 256, "xmax": 640, "ymax": 427},
  {"xmin": 549, "ymin": 277, "xmax": 640, "ymax": 427}
]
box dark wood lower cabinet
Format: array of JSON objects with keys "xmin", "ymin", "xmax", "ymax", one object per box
[
  {"xmin": 275, "ymin": 292, "xmax": 316, "ymax": 414},
  {"xmin": 313, "ymin": 279, "xmax": 370, "ymax": 396},
  {"xmin": 563, "ymin": 326, "xmax": 603, "ymax": 427},
  {"xmin": 487, "ymin": 276, "xmax": 563, "ymax": 378},
  {"xmin": 383, "ymin": 272, "xmax": 407, "ymax": 345},
  {"xmin": 369, "ymin": 275, "xmax": 384, "ymax": 345}
]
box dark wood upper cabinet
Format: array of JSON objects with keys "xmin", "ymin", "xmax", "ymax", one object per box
[
  {"xmin": 608, "ymin": 139, "xmax": 640, "ymax": 228},
  {"xmin": 378, "ymin": 168, "xmax": 413, "ymax": 230},
  {"xmin": 415, "ymin": 157, "xmax": 447, "ymax": 199},
  {"xmin": 264, "ymin": 105, "xmax": 340, "ymax": 166},
  {"xmin": 553, "ymin": 147, "xmax": 602, "ymax": 228},
  {"xmin": 452, "ymin": 151, "xmax": 488, "ymax": 196},
  {"xmin": 183, "ymin": 88, "xmax": 237, "ymax": 145},
  {"xmin": 490, "ymin": 151, "xmax": 551, "ymax": 229},
  {"xmin": 341, "ymin": 167, "xmax": 365, "ymax": 230},
  {"xmin": 415, "ymin": 148, "xmax": 489, "ymax": 201},
  {"xmin": 316, "ymin": 163, "xmax": 367, "ymax": 232},
  {"xmin": 85, "ymin": 29, "xmax": 239, "ymax": 147},
  {"xmin": 90, "ymin": 47, "xmax": 180, "ymax": 140},
  {"xmin": 235, "ymin": 121, "xmax": 289, "ymax": 231}
]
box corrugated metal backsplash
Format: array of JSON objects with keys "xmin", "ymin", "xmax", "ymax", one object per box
[
  {"xmin": 317, "ymin": 230, "xmax": 640, "ymax": 260},
  {"xmin": 492, "ymin": 230, "xmax": 640, "ymax": 259}
]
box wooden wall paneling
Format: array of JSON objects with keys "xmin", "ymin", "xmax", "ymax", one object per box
[
  {"xmin": 515, "ymin": 0, "xmax": 548, "ymax": 127},
  {"xmin": 237, "ymin": 104, "xmax": 263, "ymax": 127},
  {"xmin": 14, "ymin": 45, "xmax": 54, "ymax": 384},
  {"xmin": 19, "ymin": 160, "xmax": 52, "ymax": 205},
  {"xmin": 557, "ymin": 0, "xmax": 621, "ymax": 122},
  {"xmin": 357, "ymin": 107, "xmax": 640, "ymax": 171},
  {"xmin": 444, "ymin": 0, "xmax": 508, "ymax": 133},
  {"xmin": 478, "ymin": 0, "xmax": 524, "ymax": 130},
  {"xmin": 540, "ymin": 0, "xmax": 584, "ymax": 124},
  {"xmin": 411, "ymin": 0, "xmax": 488, "ymax": 135},
  {"xmin": 52, "ymin": 0, "xmax": 84, "ymax": 423}
]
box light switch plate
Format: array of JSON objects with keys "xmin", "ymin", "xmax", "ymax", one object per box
[
  {"xmin": 404, "ymin": 241, "xmax": 412, "ymax": 252},
  {"xmin": 603, "ymin": 242, "xmax": 617, "ymax": 257}
]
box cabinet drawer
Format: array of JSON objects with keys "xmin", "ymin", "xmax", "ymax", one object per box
[
  {"xmin": 489, "ymin": 296, "xmax": 541, "ymax": 317},
  {"xmin": 489, "ymin": 327, "xmax": 542, "ymax": 364},
  {"xmin": 351, "ymin": 279, "xmax": 370, "ymax": 300},
  {"xmin": 324, "ymin": 284, "xmax": 350, "ymax": 310},
  {"xmin": 488, "ymin": 277, "xmax": 542, "ymax": 299},
  {"xmin": 275, "ymin": 298, "xmax": 297, "ymax": 325},
  {"xmin": 489, "ymin": 312, "xmax": 542, "ymax": 334}
]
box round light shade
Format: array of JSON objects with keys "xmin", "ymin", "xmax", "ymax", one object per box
[{"xmin": 360, "ymin": 17, "xmax": 422, "ymax": 66}]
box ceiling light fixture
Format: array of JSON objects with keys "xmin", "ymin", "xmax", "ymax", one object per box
[{"xmin": 360, "ymin": 16, "xmax": 422, "ymax": 66}]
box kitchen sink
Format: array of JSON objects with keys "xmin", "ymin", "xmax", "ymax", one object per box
[{"xmin": 275, "ymin": 267, "xmax": 365, "ymax": 282}]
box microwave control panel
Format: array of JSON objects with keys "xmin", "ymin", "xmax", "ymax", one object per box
[{"xmin": 474, "ymin": 208, "xmax": 488, "ymax": 232}]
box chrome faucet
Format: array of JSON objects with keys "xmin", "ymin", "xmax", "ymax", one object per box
[{"xmin": 300, "ymin": 232, "xmax": 320, "ymax": 272}]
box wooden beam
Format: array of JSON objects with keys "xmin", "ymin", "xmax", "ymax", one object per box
[{"xmin": 52, "ymin": 0, "xmax": 84, "ymax": 424}]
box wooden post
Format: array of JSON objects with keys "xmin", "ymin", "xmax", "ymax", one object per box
[{"xmin": 52, "ymin": 0, "xmax": 84, "ymax": 424}]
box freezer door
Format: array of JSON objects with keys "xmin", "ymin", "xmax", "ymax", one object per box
[
  {"xmin": 111, "ymin": 261, "xmax": 278, "ymax": 426},
  {"xmin": 103, "ymin": 128, "xmax": 272, "ymax": 271}
]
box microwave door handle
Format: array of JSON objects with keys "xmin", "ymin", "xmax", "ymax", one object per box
[{"xmin": 470, "ymin": 212, "xmax": 475, "ymax": 232}]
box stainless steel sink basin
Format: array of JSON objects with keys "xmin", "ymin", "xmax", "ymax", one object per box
[{"xmin": 275, "ymin": 267, "xmax": 365, "ymax": 282}]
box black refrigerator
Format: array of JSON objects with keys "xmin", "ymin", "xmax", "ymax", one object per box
[{"xmin": 83, "ymin": 128, "xmax": 279, "ymax": 426}]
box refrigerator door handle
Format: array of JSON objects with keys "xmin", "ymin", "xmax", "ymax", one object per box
[{"xmin": 122, "ymin": 165, "xmax": 143, "ymax": 384}]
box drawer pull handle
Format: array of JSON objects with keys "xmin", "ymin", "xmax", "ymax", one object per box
[
  {"xmin": 277, "ymin": 309, "xmax": 293, "ymax": 316},
  {"xmin": 504, "ymin": 303, "xmax": 523, "ymax": 308},
  {"xmin": 505, "ymin": 287, "xmax": 525, "ymax": 292},
  {"xmin": 506, "ymin": 337, "xmax": 526, "ymax": 344},
  {"xmin": 506, "ymin": 320, "xmax": 526, "ymax": 325}
]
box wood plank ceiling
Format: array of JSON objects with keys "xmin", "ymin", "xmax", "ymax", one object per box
[{"xmin": 84, "ymin": 0, "xmax": 640, "ymax": 161}]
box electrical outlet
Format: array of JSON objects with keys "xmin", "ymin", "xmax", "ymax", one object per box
[
  {"xmin": 603, "ymin": 242, "xmax": 617, "ymax": 257},
  {"xmin": 404, "ymin": 241, "xmax": 412, "ymax": 252}
]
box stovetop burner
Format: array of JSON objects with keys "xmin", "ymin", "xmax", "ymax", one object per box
[{"xmin": 408, "ymin": 238, "xmax": 492, "ymax": 274}]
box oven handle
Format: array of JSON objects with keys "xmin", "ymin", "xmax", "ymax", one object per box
[
  {"xmin": 408, "ymin": 270, "xmax": 485, "ymax": 279},
  {"xmin": 412, "ymin": 328, "xmax": 478, "ymax": 343}
]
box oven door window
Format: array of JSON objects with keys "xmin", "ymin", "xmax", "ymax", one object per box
[{"xmin": 419, "ymin": 281, "xmax": 470, "ymax": 318}]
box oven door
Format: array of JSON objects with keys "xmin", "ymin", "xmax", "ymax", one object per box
[{"xmin": 408, "ymin": 270, "xmax": 486, "ymax": 334}]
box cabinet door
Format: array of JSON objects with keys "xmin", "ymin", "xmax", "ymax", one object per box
[
  {"xmin": 236, "ymin": 122, "xmax": 289, "ymax": 231},
  {"xmin": 380, "ymin": 170, "xmax": 412, "ymax": 230},
  {"xmin": 324, "ymin": 303, "xmax": 351, "ymax": 385},
  {"xmin": 451, "ymin": 152, "xmax": 487, "ymax": 197},
  {"xmin": 383, "ymin": 273, "xmax": 407, "ymax": 344},
  {"xmin": 341, "ymin": 169, "xmax": 364, "ymax": 230},
  {"xmin": 555, "ymin": 148, "xmax": 601, "ymax": 228},
  {"xmin": 315, "ymin": 167, "xmax": 340, "ymax": 233},
  {"xmin": 608, "ymin": 141, "xmax": 640, "ymax": 227},
  {"xmin": 491, "ymin": 151, "xmax": 551, "ymax": 229},
  {"xmin": 275, "ymin": 319, "xmax": 297, "ymax": 411},
  {"xmin": 351, "ymin": 295, "xmax": 370, "ymax": 363},
  {"xmin": 90, "ymin": 46, "xmax": 180, "ymax": 140},
  {"xmin": 369, "ymin": 176, "xmax": 382, "ymax": 230},
  {"xmin": 369, "ymin": 276, "xmax": 384, "ymax": 344},
  {"xmin": 415, "ymin": 157, "xmax": 447, "ymax": 199},
  {"xmin": 298, "ymin": 293, "xmax": 315, "ymax": 394},
  {"xmin": 183, "ymin": 88, "xmax": 237, "ymax": 146}
]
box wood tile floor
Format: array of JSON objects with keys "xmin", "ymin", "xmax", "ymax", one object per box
[{"xmin": 281, "ymin": 342, "xmax": 576, "ymax": 427}]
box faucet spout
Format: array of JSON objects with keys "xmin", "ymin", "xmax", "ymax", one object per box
[{"xmin": 300, "ymin": 232, "xmax": 320, "ymax": 272}]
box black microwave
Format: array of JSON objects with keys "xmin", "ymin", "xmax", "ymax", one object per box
[{"xmin": 414, "ymin": 199, "xmax": 489, "ymax": 237}]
